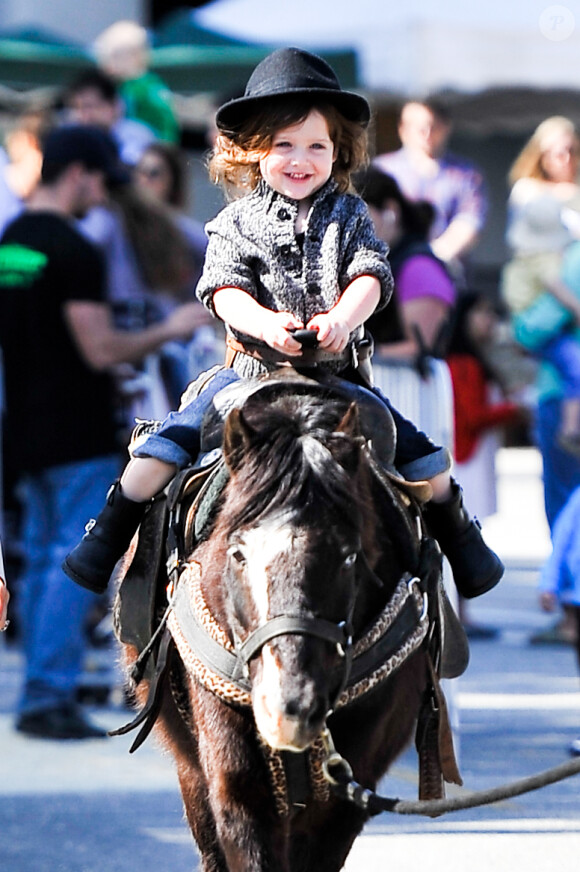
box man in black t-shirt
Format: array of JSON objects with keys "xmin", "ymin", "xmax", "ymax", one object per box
[{"xmin": 0, "ymin": 126, "xmax": 201, "ymax": 739}]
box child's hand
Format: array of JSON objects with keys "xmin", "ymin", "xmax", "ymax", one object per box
[
  {"xmin": 539, "ymin": 591, "xmax": 558, "ymax": 612},
  {"xmin": 259, "ymin": 311, "xmax": 304, "ymax": 355},
  {"xmin": 306, "ymin": 313, "xmax": 350, "ymax": 352}
]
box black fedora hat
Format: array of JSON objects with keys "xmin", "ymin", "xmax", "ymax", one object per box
[{"xmin": 215, "ymin": 47, "xmax": 370, "ymax": 133}]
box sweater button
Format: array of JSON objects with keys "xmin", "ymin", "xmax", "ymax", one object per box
[
  {"xmin": 307, "ymin": 283, "xmax": 319, "ymax": 295},
  {"xmin": 277, "ymin": 208, "xmax": 291, "ymax": 220}
]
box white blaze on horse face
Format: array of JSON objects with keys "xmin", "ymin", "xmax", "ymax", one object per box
[
  {"xmin": 242, "ymin": 516, "xmax": 308, "ymax": 749},
  {"xmin": 240, "ymin": 516, "xmax": 294, "ymax": 623},
  {"xmin": 253, "ymin": 646, "xmax": 295, "ymax": 750},
  {"xmin": 254, "ymin": 645, "xmax": 316, "ymax": 751}
]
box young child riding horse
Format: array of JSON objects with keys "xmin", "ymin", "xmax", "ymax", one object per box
[{"xmin": 64, "ymin": 47, "xmax": 503, "ymax": 601}]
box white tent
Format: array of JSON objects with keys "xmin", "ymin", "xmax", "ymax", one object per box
[{"xmin": 196, "ymin": 0, "xmax": 580, "ymax": 96}]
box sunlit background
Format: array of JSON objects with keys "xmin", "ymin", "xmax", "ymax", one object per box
[{"xmin": 1, "ymin": 1, "xmax": 580, "ymax": 288}]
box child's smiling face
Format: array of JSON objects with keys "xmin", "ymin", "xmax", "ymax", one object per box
[{"xmin": 259, "ymin": 109, "xmax": 335, "ymax": 202}]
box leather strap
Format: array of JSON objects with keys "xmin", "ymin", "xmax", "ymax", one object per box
[
  {"xmin": 109, "ymin": 627, "xmax": 175, "ymax": 753},
  {"xmin": 225, "ymin": 335, "xmax": 366, "ymax": 369},
  {"xmin": 238, "ymin": 615, "xmax": 350, "ymax": 665},
  {"xmin": 415, "ymin": 653, "xmax": 462, "ymax": 800}
]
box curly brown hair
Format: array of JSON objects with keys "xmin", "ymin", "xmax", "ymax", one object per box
[{"xmin": 208, "ymin": 96, "xmax": 369, "ymax": 199}]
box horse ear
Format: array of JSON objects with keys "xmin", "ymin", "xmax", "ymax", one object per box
[
  {"xmin": 223, "ymin": 407, "xmax": 255, "ymax": 470},
  {"xmin": 336, "ymin": 402, "xmax": 361, "ymax": 437},
  {"xmin": 334, "ymin": 402, "xmax": 363, "ymax": 473}
]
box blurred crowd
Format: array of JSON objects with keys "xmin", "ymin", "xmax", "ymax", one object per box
[
  {"xmin": 0, "ymin": 21, "xmax": 579, "ymax": 753},
  {"xmin": 0, "ymin": 21, "xmax": 225, "ymax": 739}
]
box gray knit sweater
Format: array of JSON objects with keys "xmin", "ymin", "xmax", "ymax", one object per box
[{"xmin": 196, "ymin": 178, "xmax": 393, "ymax": 376}]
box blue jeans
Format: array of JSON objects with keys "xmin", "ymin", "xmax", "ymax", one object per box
[
  {"xmin": 16, "ymin": 454, "xmax": 121, "ymax": 717},
  {"xmin": 535, "ymin": 397, "xmax": 580, "ymax": 532},
  {"xmin": 134, "ymin": 366, "xmax": 450, "ymax": 480},
  {"xmin": 132, "ymin": 367, "xmax": 241, "ymax": 467},
  {"xmin": 371, "ymin": 386, "xmax": 450, "ymax": 480}
]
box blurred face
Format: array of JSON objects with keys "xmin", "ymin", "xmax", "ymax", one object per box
[
  {"xmin": 259, "ymin": 109, "xmax": 335, "ymax": 202},
  {"xmin": 468, "ymin": 300, "xmax": 497, "ymax": 343},
  {"xmin": 398, "ymin": 103, "xmax": 450, "ymax": 158},
  {"xmin": 68, "ymin": 88, "xmax": 118, "ymax": 131},
  {"xmin": 101, "ymin": 46, "xmax": 147, "ymax": 81},
  {"xmin": 134, "ymin": 152, "xmax": 172, "ymax": 203},
  {"xmin": 540, "ymin": 130, "xmax": 579, "ymax": 183},
  {"xmin": 72, "ymin": 167, "xmax": 107, "ymax": 217},
  {"xmin": 367, "ymin": 198, "xmax": 401, "ymax": 246}
]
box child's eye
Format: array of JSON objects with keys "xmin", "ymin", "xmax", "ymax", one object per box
[{"xmin": 274, "ymin": 140, "xmax": 291, "ymax": 149}]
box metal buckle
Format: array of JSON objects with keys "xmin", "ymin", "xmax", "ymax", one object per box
[
  {"xmin": 320, "ymin": 727, "xmax": 354, "ymax": 786},
  {"xmin": 336, "ymin": 620, "xmax": 353, "ymax": 658},
  {"xmin": 407, "ymin": 576, "xmax": 428, "ymax": 622}
]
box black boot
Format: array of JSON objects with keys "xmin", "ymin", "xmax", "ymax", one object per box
[
  {"xmin": 422, "ymin": 479, "xmax": 504, "ymax": 599},
  {"xmin": 62, "ymin": 481, "xmax": 147, "ymax": 595}
]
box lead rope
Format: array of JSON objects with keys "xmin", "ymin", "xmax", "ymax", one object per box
[{"xmin": 320, "ymin": 727, "xmax": 580, "ymax": 817}]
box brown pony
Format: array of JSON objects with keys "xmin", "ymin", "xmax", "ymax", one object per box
[{"xmin": 116, "ymin": 377, "xmax": 448, "ymax": 871}]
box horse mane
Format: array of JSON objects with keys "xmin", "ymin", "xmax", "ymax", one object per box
[{"xmin": 223, "ymin": 393, "xmax": 365, "ymax": 537}]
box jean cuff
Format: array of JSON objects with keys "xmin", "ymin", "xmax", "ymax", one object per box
[
  {"xmin": 398, "ymin": 447, "xmax": 452, "ymax": 482},
  {"xmin": 131, "ymin": 434, "xmax": 192, "ymax": 469}
]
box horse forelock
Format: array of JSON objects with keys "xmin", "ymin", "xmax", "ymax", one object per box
[{"xmin": 223, "ymin": 394, "xmax": 363, "ymax": 537}]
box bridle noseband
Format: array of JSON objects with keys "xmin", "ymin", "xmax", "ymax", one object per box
[
  {"xmin": 234, "ymin": 600, "xmax": 357, "ymax": 710},
  {"xmin": 237, "ymin": 615, "xmax": 353, "ymax": 666}
]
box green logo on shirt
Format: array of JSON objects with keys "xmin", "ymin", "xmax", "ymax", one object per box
[{"xmin": 0, "ymin": 243, "xmax": 48, "ymax": 287}]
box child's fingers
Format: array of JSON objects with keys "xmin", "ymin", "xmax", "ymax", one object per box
[
  {"xmin": 315, "ymin": 322, "xmax": 349, "ymax": 351},
  {"xmin": 266, "ymin": 323, "xmax": 302, "ymax": 354},
  {"xmin": 277, "ymin": 313, "xmax": 303, "ymax": 333},
  {"xmin": 280, "ymin": 331, "xmax": 302, "ymax": 353},
  {"xmin": 306, "ymin": 316, "xmax": 328, "ymax": 342}
]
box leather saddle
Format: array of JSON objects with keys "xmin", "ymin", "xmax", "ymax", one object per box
[{"xmin": 199, "ymin": 367, "xmax": 398, "ymax": 468}]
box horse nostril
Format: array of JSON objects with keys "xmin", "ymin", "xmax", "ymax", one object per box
[
  {"xmin": 284, "ymin": 695, "xmax": 326, "ymax": 727},
  {"xmin": 284, "ymin": 698, "xmax": 302, "ymax": 719},
  {"xmin": 306, "ymin": 697, "xmax": 327, "ymax": 728}
]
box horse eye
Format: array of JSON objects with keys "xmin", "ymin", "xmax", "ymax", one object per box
[{"xmin": 343, "ymin": 552, "xmax": 357, "ymax": 569}]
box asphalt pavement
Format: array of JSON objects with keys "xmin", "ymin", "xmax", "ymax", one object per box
[{"xmin": 1, "ymin": 447, "xmax": 580, "ymax": 872}]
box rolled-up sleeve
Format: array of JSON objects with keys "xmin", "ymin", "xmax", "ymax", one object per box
[
  {"xmin": 340, "ymin": 202, "xmax": 393, "ymax": 311},
  {"xmin": 196, "ymin": 215, "xmax": 258, "ymax": 315}
]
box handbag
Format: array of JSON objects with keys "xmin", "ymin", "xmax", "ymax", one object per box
[
  {"xmin": 509, "ymin": 240, "xmax": 580, "ymax": 352},
  {"xmin": 511, "ymin": 293, "xmax": 572, "ymax": 352}
]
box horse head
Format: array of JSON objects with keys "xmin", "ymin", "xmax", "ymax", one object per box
[{"xmin": 206, "ymin": 389, "xmax": 383, "ymax": 752}]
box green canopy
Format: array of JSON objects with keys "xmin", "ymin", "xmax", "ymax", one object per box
[
  {"xmin": 150, "ymin": 13, "xmax": 360, "ymax": 94},
  {"xmin": 0, "ymin": 19, "xmax": 361, "ymax": 96},
  {"xmin": 0, "ymin": 28, "xmax": 91, "ymax": 91}
]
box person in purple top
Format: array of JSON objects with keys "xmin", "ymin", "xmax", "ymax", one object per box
[
  {"xmin": 355, "ymin": 165, "xmax": 456, "ymax": 361},
  {"xmin": 374, "ymin": 99, "xmax": 488, "ymax": 285}
]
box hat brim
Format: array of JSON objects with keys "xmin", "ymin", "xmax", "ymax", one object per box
[{"xmin": 216, "ymin": 87, "xmax": 370, "ymax": 134}]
